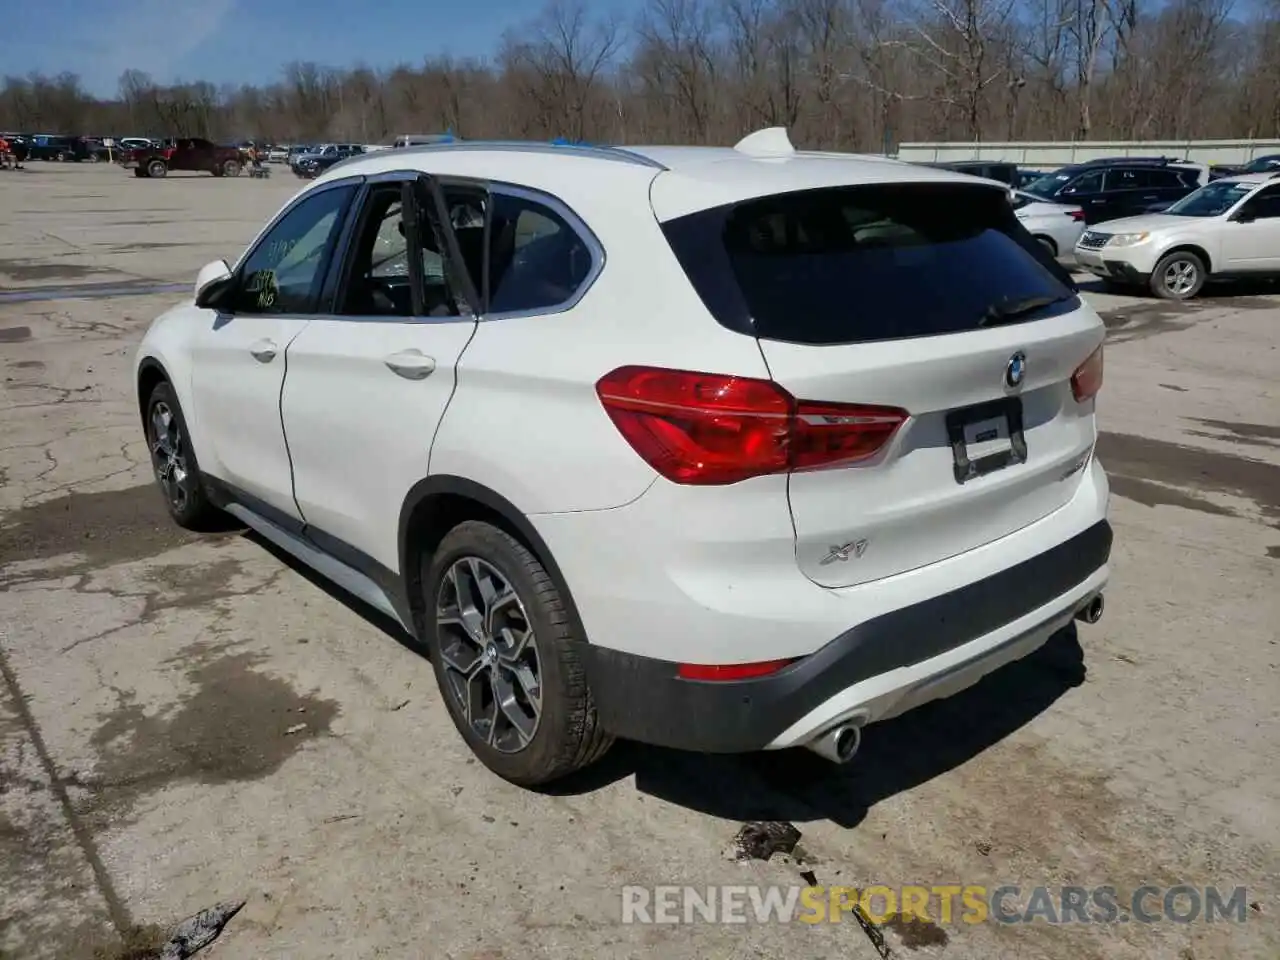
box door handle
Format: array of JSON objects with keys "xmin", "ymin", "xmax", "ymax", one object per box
[
  {"xmin": 1141, "ymin": 195, "xmax": 1158, "ymax": 200},
  {"xmin": 249, "ymin": 339, "xmax": 277, "ymax": 363},
  {"xmin": 1089, "ymin": 199, "xmax": 1105, "ymax": 204},
  {"xmin": 384, "ymin": 349, "xmax": 436, "ymax": 380}
]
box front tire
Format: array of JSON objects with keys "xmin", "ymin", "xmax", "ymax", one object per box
[
  {"xmin": 222, "ymin": 159, "xmax": 241, "ymax": 177},
  {"xmin": 1150, "ymin": 251, "xmax": 1206, "ymax": 300},
  {"xmin": 423, "ymin": 521, "xmax": 613, "ymax": 786},
  {"xmin": 144, "ymin": 381, "xmax": 219, "ymax": 530}
]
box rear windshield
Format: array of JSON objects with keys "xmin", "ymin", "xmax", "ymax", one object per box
[{"xmin": 661, "ymin": 184, "xmax": 1078, "ymax": 345}]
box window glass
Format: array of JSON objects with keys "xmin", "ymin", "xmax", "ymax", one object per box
[
  {"xmin": 339, "ymin": 185, "xmax": 413, "ymax": 317},
  {"xmin": 1146, "ymin": 169, "xmax": 1185, "ymax": 188},
  {"xmin": 488, "ymin": 194, "xmax": 594, "ymax": 314},
  {"xmin": 1061, "ymin": 170, "xmax": 1104, "ymax": 195},
  {"xmin": 441, "ymin": 186, "xmax": 488, "ymax": 297},
  {"xmin": 1103, "ymin": 168, "xmax": 1149, "ymax": 190},
  {"xmin": 1245, "ymin": 186, "xmax": 1280, "ymax": 219},
  {"xmin": 232, "ymin": 184, "xmax": 354, "ymax": 315},
  {"xmin": 662, "ymin": 183, "xmax": 1078, "ymax": 346}
]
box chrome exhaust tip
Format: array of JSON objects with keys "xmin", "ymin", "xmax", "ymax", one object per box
[
  {"xmin": 1075, "ymin": 594, "xmax": 1105, "ymax": 624},
  {"xmin": 804, "ymin": 721, "xmax": 862, "ymax": 764}
]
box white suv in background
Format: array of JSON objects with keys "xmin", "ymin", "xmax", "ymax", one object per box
[
  {"xmin": 134, "ymin": 130, "xmax": 1112, "ymax": 785},
  {"xmin": 1074, "ymin": 173, "xmax": 1280, "ymax": 299}
]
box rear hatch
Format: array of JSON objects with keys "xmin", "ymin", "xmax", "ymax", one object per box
[{"xmin": 660, "ymin": 180, "xmax": 1103, "ymax": 589}]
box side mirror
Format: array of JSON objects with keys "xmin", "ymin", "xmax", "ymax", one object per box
[
  {"xmin": 1232, "ymin": 209, "xmax": 1256, "ymax": 224},
  {"xmin": 194, "ymin": 259, "xmax": 233, "ymax": 309}
]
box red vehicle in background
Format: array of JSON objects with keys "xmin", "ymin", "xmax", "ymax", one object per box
[{"xmin": 120, "ymin": 137, "xmax": 245, "ymax": 178}]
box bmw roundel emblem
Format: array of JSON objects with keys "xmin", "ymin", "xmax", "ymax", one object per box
[{"xmin": 1005, "ymin": 351, "xmax": 1027, "ymax": 389}]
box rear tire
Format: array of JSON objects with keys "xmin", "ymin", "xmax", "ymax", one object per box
[
  {"xmin": 144, "ymin": 381, "xmax": 220, "ymax": 530},
  {"xmin": 1035, "ymin": 236, "xmax": 1057, "ymax": 257},
  {"xmin": 422, "ymin": 520, "xmax": 613, "ymax": 786},
  {"xmin": 147, "ymin": 159, "xmax": 167, "ymax": 179},
  {"xmin": 222, "ymin": 159, "xmax": 241, "ymax": 177},
  {"xmin": 1150, "ymin": 251, "xmax": 1206, "ymax": 300}
]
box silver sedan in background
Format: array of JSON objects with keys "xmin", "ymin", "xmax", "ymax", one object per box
[{"xmin": 1012, "ymin": 190, "xmax": 1087, "ymax": 260}]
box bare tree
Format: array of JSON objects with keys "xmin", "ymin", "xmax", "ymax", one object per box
[
  {"xmin": 500, "ymin": 0, "xmax": 621, "ymax": 141},
  {"xmin": 636, "ymin": 0, "xmax": 720, "ymax": 142},
  {"xmin": 3, "ymin": 0, "xmax": 1279, "ymax": 149}
]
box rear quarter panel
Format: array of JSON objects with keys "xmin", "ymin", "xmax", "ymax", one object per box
[{"xmin": 427, "ymin": 165, "xmax": 774, "ymax": 515}]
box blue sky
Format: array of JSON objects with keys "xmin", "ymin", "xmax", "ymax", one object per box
[{"xmin": 1, "ymin": 0, "xmax": 636, "ymax": 98}]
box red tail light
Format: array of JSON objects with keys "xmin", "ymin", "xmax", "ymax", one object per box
[
  {"xmin": 1071, "ymin": 345, "xmax": 1104, "ymax": 402},
  {"xmin": 595, "ymin": 366, "xmax": 908, "ymax": 485},
  {"xmin": 1068, "ymin": 210, "xmax": 1086, "ymax": 222},
  {"xmin": 678, "ymin": 659, "xmax": 796, "ymax": 681}
]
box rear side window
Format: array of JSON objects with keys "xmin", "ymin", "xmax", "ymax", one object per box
[
  {"xmin": 488, "ymin": 193, "xmax": 595, "ymax": 315},
  {"xmin": 661, "ymin": 184, "xmax": 1078, "ymax": 346}
]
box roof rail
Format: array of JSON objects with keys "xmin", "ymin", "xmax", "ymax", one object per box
[
  {"xmin": 1076, "ymin": 156, "xmax": 1177, "ymax": 166},
  {"xmin": 390, "ymin": 138, "xmax": 667, "ymax": 169}
]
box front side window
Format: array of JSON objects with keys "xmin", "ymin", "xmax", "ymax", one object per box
[
  {"xmin": 231, "ymin": 184, "xmax": 355, "ymax": 315},
  {"xmin": 1060, "ymin": 170, "xmax": 1104, "ymax": 195},
  {"xmin": 488, "ymin": 193, "xmax": 594, "ymax": 314},
  {"xmin": 1240, "ymin": 185, "xmax": 1280, "ymax": 220}
]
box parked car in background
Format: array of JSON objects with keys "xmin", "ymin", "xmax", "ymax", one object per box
[
  {"xmin": 1021, "ymin": 159, "xmax": 1204, "ymax": 224},
  {"xmin": 1240, "ymin": 154, "xmax": 1280, "ymax": 174},
  {"xmin": 121, "ymin": 137, "xmax": 245, "ymax": 178},
  {"xmin": 921, "ymin": 160, "xmax": 1021, "ymax": 187},
  {"xmin": 1208, "ymin": 154, "xmax": 1280, "ymax": 178},
  {"xmin": 267, "ymin": 145, "xmax": 289, "ymax": 163},
  {"xmin": 1074, "ymin": 172, "xmax": 1280, "ymax": 299},
  {"xmin": 393, "ymin": 134, "xmax": 456, "ymax": 149},
  {"xmin": 293, "ymin": 143, "xmax": 365, "ymax": 178},
  {"xmin": 287, "ymin": 145, "xmax": 314, "ymax": 169},
  {"xmin": 3, "ymin": 134, "xmax": 31, "ymax": 164},
  {"xmin": 134, "ymin": 131, "xmax": 1110, "ymax": 785},
  {"xmin": 1011, "ymin": 191, "xmax": 1087, "ymax": 257},
  {"xmin": 25, "ymin": 135, "xmax": 109, "ymax": 161}
]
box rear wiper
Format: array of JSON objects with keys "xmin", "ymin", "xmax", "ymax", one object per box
[{"xmin": 979, "ymin": 294, "xmax": 1072, "ymax": 327}]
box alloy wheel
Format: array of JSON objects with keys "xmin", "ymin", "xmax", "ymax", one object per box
[
  {"xmin": 1164, "ymin": 260, "xmax": 1198, "ymax": 296},
  {"xmin": 435, "ymin": 557, "xmax": 542, "ymax": 753},
  {"xmin": 149, "ymin": 402, "xmax": 190, "ymax": 510}
]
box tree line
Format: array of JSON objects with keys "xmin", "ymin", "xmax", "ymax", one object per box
[{"xmin": 2, "ymin": 0, "xmax": 1278, "ymax": 152}]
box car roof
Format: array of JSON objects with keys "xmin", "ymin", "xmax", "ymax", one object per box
[
  {"xmin": 313, "ymin": 129, "xmax": 1005, "ymax": 222},
  {"xmin": 1214, "ymin": 173, "xmax": 1277, "ymax": 187}
]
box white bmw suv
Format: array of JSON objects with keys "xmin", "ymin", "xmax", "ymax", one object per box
[
  {"xmin": 135, "ymin": 129, "xmax": 1112, "ymax": 785},
  {"xmin": 1074, "ymin": 172, "xmax": 1280, "ymax": 299}
]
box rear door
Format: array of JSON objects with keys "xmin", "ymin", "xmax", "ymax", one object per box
[
  {"xmin": 669, "ymin": 182, "xmax": 1103, "ymax": 588},
  {"xmin": 280, "ymin": 172, "xmax": 479, "ymax": 571}
]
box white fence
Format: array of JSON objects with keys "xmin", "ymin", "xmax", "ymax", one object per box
[{"xmin": 896, "ymin": 139, "xmax": 1280, "ymax": 167}]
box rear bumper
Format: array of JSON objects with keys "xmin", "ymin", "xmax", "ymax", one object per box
[{"xmin": 583, "ymin": 520, "xmax": 1111, "ymax": 753}]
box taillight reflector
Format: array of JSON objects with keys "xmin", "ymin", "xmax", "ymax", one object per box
[
  {"xmin": 1071, "ymin": 345, "xmax": 1104, "ymax": 402},
  {"xmin": 677, "ymin": 659, "xmax": 796, "ymax": 681},
  {"xmin": 1068, "ymin": 210, "xmax": 1086, "ymax": 222},
  {"xmin": 595, "ymin": 366, "xmax": 908, "ymax": 485}
]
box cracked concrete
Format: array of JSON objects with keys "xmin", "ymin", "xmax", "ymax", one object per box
[{"xmin": 1, "ymin": 163, "xmax": 1277, "ymax": 960}]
